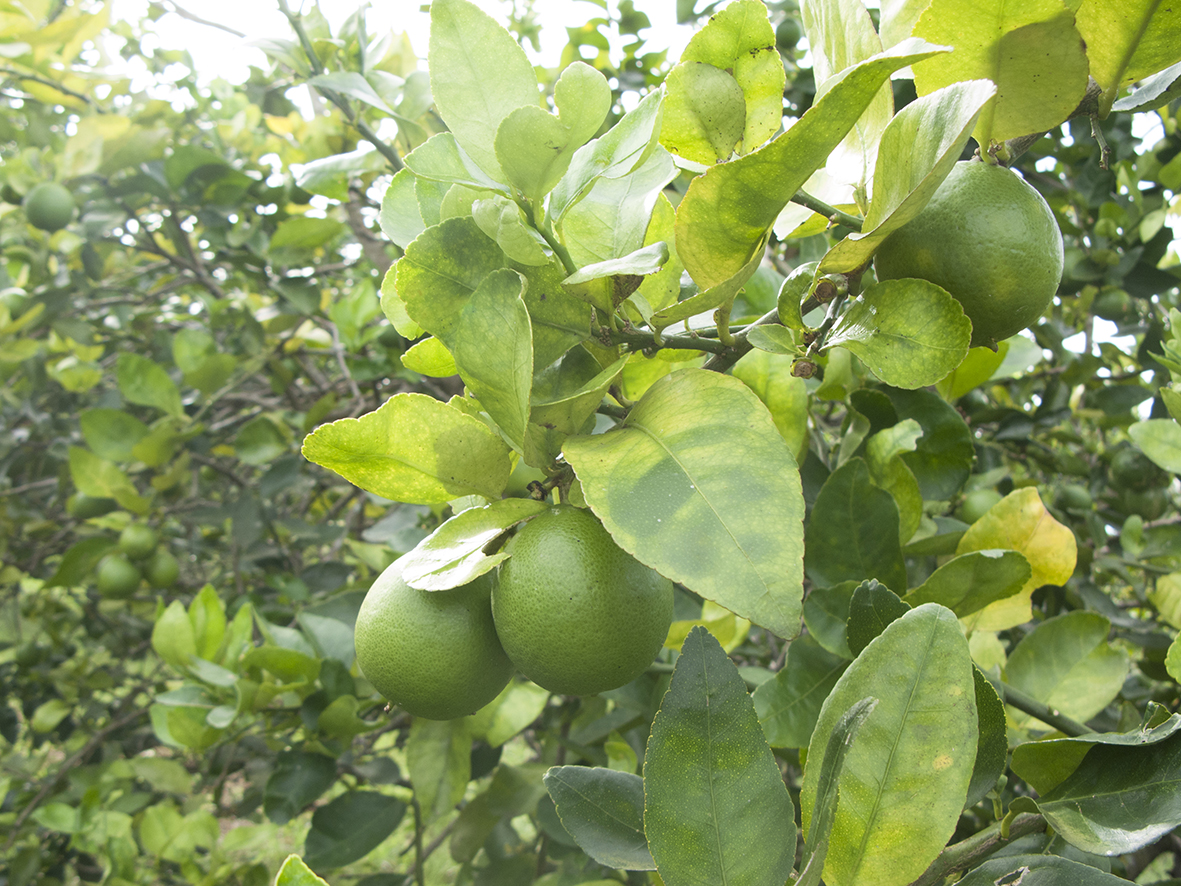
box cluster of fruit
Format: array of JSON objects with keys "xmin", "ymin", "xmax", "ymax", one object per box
[
  {"xmin": 353, "ymin": 505, "xmax": 674, "ymax": 721},
  {"xmin": 69, "ymin": 495, "xmax": 180, "ymax": 598}
]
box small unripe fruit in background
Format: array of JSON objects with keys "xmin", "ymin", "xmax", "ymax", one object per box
[
  {"xmin": 143, "ymin": 548, "xmax": 180, "ymax": 589},
  {"xmin": 119, "ymin": 523, "xmax": 159, "ymax": 561},
  {"xmin": 96, "ymin": 553, "xmax": 142, "ymax": 599},
  {"xmin": 22, "ymin": 182, "xmax": 75, "ymax": 232}
]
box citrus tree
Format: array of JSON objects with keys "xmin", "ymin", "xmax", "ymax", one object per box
[{"xmin": 6, "ymin": 0, "xmax": 1181, "ymax": 885}]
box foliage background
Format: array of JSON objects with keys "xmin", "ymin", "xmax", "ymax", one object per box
[{"xmin": 3, "ymin": 0, "xmax": 1181, "ymax": 885}]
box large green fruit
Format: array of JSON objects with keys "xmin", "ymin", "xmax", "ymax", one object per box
[
  {"xmin": 23, "ymin": 182, "xmax": 75, "ymax": 232},
  {"xmin": 354, "ymin": 561, "xmax": 513, "ymax": 720},
  {"xmin": 492, "ymin": 505, "xmax": 674, "ymax": 697},
  {"xmin": 143, "ymin": 548, "xmax": 180, "ymax": 589},
  {"xmin": 874, "ymin": 160, "xmax": 1064, "ymax": 348},
  {"xmin": 96, "ymin": 553, "xmax": 142, "ymax": 599}
]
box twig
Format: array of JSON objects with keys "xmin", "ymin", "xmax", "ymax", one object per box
[
  {"xmin": 160, "ymin": 0, "xmax": 247, "ymax": 37},
  {"xmin": 908, "ymin": 813, "xmax": 1046, "ymax": 886},
  {"xmin": 790, "ymin": 190, "xmax": 864, "ymax": 232}
]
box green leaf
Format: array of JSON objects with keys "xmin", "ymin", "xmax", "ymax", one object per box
[
  {"xmin": 46, "ymin": 536, "xmax": 116, "ymax": 588},
  {"xmin": 674, "ymin": 39, "xmax": 945, "ymax": 290},
  {"xmin": 152, "ymin": 600, "xmax": 197, "ymax": 671},
  {"xmin": 293, "ymin": 145, "xmax": 387, "ymax": 200},
  {"xmin": 275, "ymin": 855, "xmax": 330, "ymax": 886},
  {"xmin": 543, "ymin": 767, "xmax": 655, "ymax": 871},
  {"xmin": 79, "ymin": 408, "xmax": 150, "ymax": 461},
  {"xmin": 1077, "ymin": 0, "xmax": 1181, "ymax": 115},
  {"xmin": 913, "ymin": 0, "xmax": 1088, "ymax": 145},
  {"xmin": 886, "ymin": 386, "xmax": 975, "ymax": 501},
  {"xmin": 449, "ymin": 763, "xmax": 548, "ymax": 863},
  {"xmin": 495, "ymin": 61, "xmax": 611, "ymax": 205},
  {"xmin": 472, "ymin": 196, "xmax": 551, "ymax": 266},
  {"xmin": 407, "ymin": 717, "xmax": 471, "ymax": 823},
  {"xmin": 380, "ymin": 168, "xmax": 426, "ymax": 249},
  {"xmin": 1129, "ymin": 419, "xmax": 1181, "ymax": 473},
  {"xmin": 797, "ymin": 697, "xmax": 878, "ymax": 886},
  {"xmin": 1003, "ymin": 611, "xmax": 1130, "ymax": 730},
  {"xmin": 803, "ymin": 582, "xmax": 857, "ymax": 659},
  {"xmin": 1012, "ymin": 708, "xmax": 1181, "ymax": 794},
  {"xmin": 564, "ymin": 369, "xmax": 804, "ymax": 639},
  {"xmin": 805, "ymin": 458, "xmax": 908, "ymax": 593},
  {"xmin": 660, "ymin": 62, "xmax": 747, "ymax": 164},
  {"xmin": 235, "ymin": 416, "xmax": 287, "ymax": 466},
  {"xmin": 1113, "ymin": 58, "xmax": 1181, "ymax": 113},
  {"xmin": 306, "ymin": 71, "xmax": 393, "ymax": 113},
  {"xmin": 825, "ymin": 280, "xmax": 971, "ymax": 389},
  {"xmin": 401, "ymin": 336, "xmax": 458, "ymax": 377},
  {"xmin": 819, "ymin": 80, "xmax": 996, "ymax": 274},
  {"xmin": 801, "ymin": 604, "xmax": 978, "ymax": 886},
  {"xmin": 864, "ymin": 421, "xmax": 925, "ymax": 543},
  {"xmin": 270, "ymin": 216, "xmax": 345, "ymax": 251},
  {"xmin": 801, "ymin": 0, "xmax": 890, "ymax": 189},
  {"xmin": 965, "ymin": 666, "xmax": 1008, "ymax": 809},
  {"xmin": 403, "ymin": 132, "xmax": 509, "ymax": 193},
  {"xmin": 1035, "ymin": 731, "xmax": 1181, "ymax": 855},
  {"xmin": 116, "ymin": 353, "xmax": 183, "ymax": 418},
  {"xmin": 264, "ymin": 750, "xmax": 337, "ymax": 825},
  {"xmin": 903, "ymin": 549, "xmax": 1031, "ymax": 618},
  {"xmin": 677, "ymin": 0, "xmax": 784, "ymax": 155},
  {"xmin": 846, "ymin": 580, "xmax": 910, "ymax": 656},
  {"xmin": 732, "ymin": 350, "xmax": 809, "ymax": 461},
  {"xmin": 531, "ymin": 351, "xmax": 627, "ymax": 438},
  {"xmin": 955, "ymin": 488, "xmax": 1077, "ymax": 631},
  {"xmin": 935, "ymin": 342, "xmax": 1009, "ymax": 400},
  {"xmin": 451, "ymin": 268, "xmax": 533, "ymax": 450},
  {"xmin": 563, "ymin": 242, "xmax": 670, "ymax": 286},
  {"xmin": 303, "ymin": 791, "xmax": 407, "ymax": 870},
  {"xmin": 753, "ymin": 633, "xmax": 848, "ymax": 748},
  {"xmin": 550, "ymin": 90, "xmax": 664, "ymax": 226},
  {"xmin": 301, "ymin": 392, "xmax": 511, "ymax": 504},
  {"xmin": 649, "ymin": 245, "xmax": 765, "ymax": 329},
  {"xmin": 956, "ymin": 855, "xmax": 1137, "ymax": 886},
  {"xmin": 558, "ymin": 147, "xmax": 677, "ymax": 270},
  {"xmin": 468, "ymin": 680, "xmax": 550, "ymax": 747},
  {"xmin": 400, "ymin": 499, "xmax": 548, "ymax": 590},
  {"xmin": 391, "ymin": 217, "xmax": 507, "ymax": 343},
  {"xmin": 67, "ymin": 446, "xmax": 149, "ymax": 513},
  {"xmin": 644, "ymin": 626, "xmax": 796, "ymax": 886},
  {"xmin": 428, "ymin": 0, "xmax": 539, "ymax": 181}
]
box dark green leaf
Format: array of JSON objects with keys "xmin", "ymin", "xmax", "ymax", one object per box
[
  {"xmin": 955, "ymin": 854, "xmax": 1135, "ymax": 886},
  {"xmin": 644, "ymin": 626, "xmax": 796, "ymax": 886},
  {"xmin": 264, "ymin": 750, "xmax": 337, "ymax": 825},
  {"xmin": 753, "ymin": 633, "xmax": 848, "ymax": 748},
  {"xmin": 303, "ymin": 791, "xmax": 406, "ymax": 870},
  {"xmin": 543, "ymin": 766, "xmax": 654, "ymax": 871},
  {"xmin": 965, "ymin": 667, "xmax": 1007, "ymax": 809},
  {"xmin": 846, "ymin": 579, "xmax": 910, "ymax": 656},
  {"xmin": 903, "ymin": 549, "xmax": 1031, "ymax": 618},
  {"xmin": 885, "ymin": 387, "xmax": 974, "ymax": 501}
]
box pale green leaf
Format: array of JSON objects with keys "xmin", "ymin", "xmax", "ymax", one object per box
[
  {"xmin": 660, "ymin": 61, "xmax": 747, "ymax": 164},
  {"xmin": 401, "ymin": 336, "xmax": 458, "ymax": 378},
  {"xmin": 116, "ymin": 353, "xmax": 183, "ymax": 418},
  {"xmin": 801, "ymin": 604, "xmax": 978, "ymax": 886},
  {"xmin": 307, "ymin": 71, "xmax": 393, "ymax": 113},
  {"xmin": 1077, "ymin": 0, "xmax": 1181, "ymax": 115},
  {"xmin": 301, "ymin": 392, "xmax": 511, "ymax": 504},
  {"xmin": 407, "ymin": 717, "xmax": 471, "ymax": 823},
  {"xmin": 1129, "ymin": 419, "xmax": 1181, "ymax": 473},
  {"xmin": 564, "ymin": 369, "xmax": 804, "ymax": 639},
  {"xmin": 403, "ymin": 132, "xmax": 508, "ymax": 192}
]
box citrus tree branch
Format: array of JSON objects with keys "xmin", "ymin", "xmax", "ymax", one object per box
[
  {"xmin": 908, "ymin": 813, "xmax": 1047, "ymax": 886},
  {"xmin": 790, "ymin": 190, "xmax": 864, "ymax": 231}
]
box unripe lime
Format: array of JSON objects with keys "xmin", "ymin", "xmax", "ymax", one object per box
[
  {"xmin": 119, "ymin": 523, "xmax": 159, "ymax": 561},
  {"xmin": 96, "ymin": 553, "xmax": 142, "ymax": 599},
  {"xmin": 143, "ymin": 548, "xmax": 180, "ymax": 589},
  {"xmin": 956, "ymin": 488, "xmax": 1003, "ymax": 525},
  {"xmin": 1109, "ymin": 448, "xmax": 1169, "ymax": 492},
  {"xmin": 874, "ymin": 160, "xmax": 1064, "ymax": 349},
  {"xmin": 23, "ymin": 182, "xmax": 75, "ymax": 232},
  {"xmin": 1055, "ymin": 484, "xmax": 1093, "ymax": 512},
  {"xmin": 492, "ymin": 505, "xmax": 674, "ymax": 697},
  {"xmin": 776, "ymin": 17, "xmax": 803, "ymax": 49},
  {"xmin": 354, "ymin": 561, "xmax": 513, "ymax": 720},
  {"xmin": 1092, "ymin": 288, "xmax": 1133, "ymax": 322}
]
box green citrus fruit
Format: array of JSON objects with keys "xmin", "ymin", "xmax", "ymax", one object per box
[
  {"xmin": 1092, "ymin": 288, "xmax": 1133, "ymax": 322},
  {"xmin": 956, "ymin": 488, "xmax": 1003, "ymax": 525},
  {"xmin": 96, "ymin": 553, "xmax": 142, "ymax": 599},
  {"xmin": 143, "ymin": 548, "xmax": 180, "ymax": 589},
  {"xmin": 1113, "ymin": 487, "xmax": 1169, "ymax": 521},
  {"xmin": 23, "ymin": 182, "xmax": 75, "ymax": 232},
  {"xmin": 492, "ymin": 505, "xmax": 674, "ymax": 697},
  {"xmin": 354, "ymin": 561, "xmax": 513, "ymax": 720},
  {"xmin": 1055, "ymin": 484, "xmax": 1093, "ymax": 512},
  {"xmin": 874, "ymin": 160, "xmax": 1064, "ymax": 349},
  {"xmin": 1109, "ymin": 448, "xmax": 1168, "ymax": 492},
  {"xmin": 119, "ymin": 523, "xmax": 159, "ymax": 561}
]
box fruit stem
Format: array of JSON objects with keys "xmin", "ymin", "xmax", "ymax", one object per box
[{"xmin": 790, "ymin": 189, "xmax": 864, "ymax": 232}]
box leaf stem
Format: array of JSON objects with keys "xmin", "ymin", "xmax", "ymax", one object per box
[
  {"xmin": 990, "ymin": 679, "xmax": 1091, "ymax": 736},
  {"xmin": 608, "ymin": 329, "xmax": 729, "ymax": 355},
  {"xmin": 699, "ymin": 307, "xmax": 785, "ymax": 373},
  {"xmin": 908, "ymin": 813, "xmax": 1046, "ymax": 886},
  {"xmin": 791, "ymin": 190, "xmax": 864, "ymax": 232}
]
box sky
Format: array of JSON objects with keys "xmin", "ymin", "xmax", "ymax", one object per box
[{"xmin": 108, "ymin": 0, "xmax": 696, "ymax": 85}]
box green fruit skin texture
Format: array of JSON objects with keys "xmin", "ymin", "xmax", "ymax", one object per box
[
  {"xmin": 354, "ymin": 563, "xmax": 513, "ymax": 720},
  {"xmin": 96, "ymin": 553, "xmax": 142, "ymax": 599},
  {"xmin": 23, "ymin": 182, "xmax": 75, "ymax": 232},
  {"xmin": 492, "ymin": 505, "xmax": 674, "ymax": 697},
  {"xmin": 874, "ymin": 161, "xmax": 1064, "ymax": 348},
  {"xmin": 119, "ymin": 523, "xmax": 159, "ymax": 561},
  {"xmin": 143, "ymin": 549, "xmax": 180, "ymax": 589}
]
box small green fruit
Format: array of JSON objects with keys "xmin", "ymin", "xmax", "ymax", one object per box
[
  {"xmin": 1055, "ymin": 484, "xmax": 1093, "ymax": 512},
  {"xmin": 143, "ymin": 548, "xmax": 180, "ymax": 589},
  {"xmin": 1109, "ymin": 448, "xmax": 1168, "ymax": 492},
  {"xmin": 23, "ymin": 182, "xmax": 75, "ymax": 232},
  {"xmin": 119, "ymin": 523, "xmax": 159, "ymax": 561},
  {"xmin": 956, "ymin": 488, "xmax": 1003, "ymax": 525},
  {"xmin": 96, "ymin": 553, "xmax": 142, "ymax": 599}
]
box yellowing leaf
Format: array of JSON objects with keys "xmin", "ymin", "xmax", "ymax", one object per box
[{"xmin": 956, "ymin": 487, "xmax": 1076, "ymax": 631}]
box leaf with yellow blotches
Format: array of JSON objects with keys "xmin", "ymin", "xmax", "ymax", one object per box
[{"xmin": 955, "ymin": 487, "xmax": 1075, "ymax": 631}]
